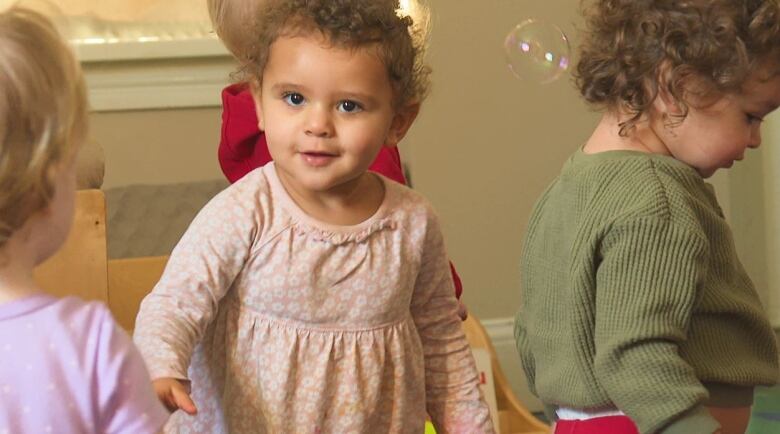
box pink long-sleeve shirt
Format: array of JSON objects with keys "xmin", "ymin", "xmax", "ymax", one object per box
[
  {"xmin": 0, "ymin": 294, "xmax": 168, "ymax": 434},
  {"xmin": 133, "ymin": 163, "xmax": 493, "ymax": 433}
]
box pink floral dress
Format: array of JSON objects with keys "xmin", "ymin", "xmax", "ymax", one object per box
[{"xmin": 133, "ymin": 163, "xmax": 494, "ymax": 433}]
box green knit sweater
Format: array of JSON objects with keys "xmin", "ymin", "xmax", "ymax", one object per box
[{"xmin": 514, "ymin": 149, "xmax": 779, "ymax": 434}]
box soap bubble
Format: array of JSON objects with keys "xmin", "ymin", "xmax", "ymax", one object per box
[{"xmin": 504, "ymin": 19, "xmax": 571, "ymax": 84}]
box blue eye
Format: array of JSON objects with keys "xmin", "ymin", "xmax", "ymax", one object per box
[
  {"xmin": 338, "ymin": 100, "xmax": 363, "ymax": 113},
  {"xmin": 283, "ymin": 93, "xmax": 305, "ymax": 106}
]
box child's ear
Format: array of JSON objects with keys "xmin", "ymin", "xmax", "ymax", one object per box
[
  {"xmin": 653, "ymin": 84, "xmax": 683, "ymax": 117},
  {"xmin": 251, "ymin": 89, "xmax": 266, "ymax": 132},
  {"xmin": 651, "ymin": 61, "xmax": 684, "ymax": 118},
  {"xmin": 385, "ymin": 103, "xmax": 420, "ymax": 147}
]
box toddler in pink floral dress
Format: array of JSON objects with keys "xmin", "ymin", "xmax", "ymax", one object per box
[{"xmin": 133, "ymin": 0, "xmax": 494, "ymax": 432}]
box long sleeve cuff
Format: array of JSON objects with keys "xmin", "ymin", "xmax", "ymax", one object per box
[
  {"xmin": 543, "ymin": 404, "xmax": 557, "ymax": 423},
  {"xmin": 661, "ymin": 406, "xmax": 719, "ymax": 434}
]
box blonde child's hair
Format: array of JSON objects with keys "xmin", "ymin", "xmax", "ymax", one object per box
[
  {"xmin": 0, "ymin": 5, "xmax": 88, "ymax": 248},
  {"xmin": 228, "ymin": 0, "xmax": 431, "ymax": 108},
  {"xmin": 207, "ymin": 0, "xmax": 262, "ymax": 62}
]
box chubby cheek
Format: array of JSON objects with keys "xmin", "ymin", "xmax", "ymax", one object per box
[
  {"xmin": 354, "ymin": 138, "xmax": 386, "ymax": 166},
  {"xmin": 356, "ymin": 122, "xmax": 391, "ymax": 150},
  {"xmin": 263, "ymin": 124, "xmax": 296, "ymax": 156},
  {"xmin": 717, "ymin": 136, "xmax": 747, "ymax": 161},
  {"xmin": 700, "ymin": 148, "xmax": 738, "ymax": 176}
]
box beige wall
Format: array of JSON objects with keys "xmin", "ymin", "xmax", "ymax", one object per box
[
  {"xmin": 91, "ymin": 109, "xmax": 224, "ymax": 189},
  {"xmin": 91, "ymin": 1, "xmax": 599, "ymax": 321},
  {"xmin": 723, "ymin": 114, "xmax": 780, "ymax": 327},
  {"xmin": 407, "ymin": 0, "xmax": 599, "ymax": 319}
]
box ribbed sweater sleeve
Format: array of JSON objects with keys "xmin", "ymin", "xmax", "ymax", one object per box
[{"xmin": 594, "ymin": 216, "xmax": 718, "ymax": 433}]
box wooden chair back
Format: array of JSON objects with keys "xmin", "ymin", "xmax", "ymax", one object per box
[
  {"xmin": 462, "ymin": 315, "xmax": 550, "ymax": 434},
  {"xmin": 33, "ymin": 189, "xmax": 109, "ymax": 302}
]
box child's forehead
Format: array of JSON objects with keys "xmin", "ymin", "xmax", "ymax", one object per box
[{"xmin": 265, "ymin": 33, "xmax": 393, "ymax": 89}]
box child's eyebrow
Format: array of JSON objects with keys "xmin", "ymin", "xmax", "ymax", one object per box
[
  {"xmin": 746, "ymin": 90, "xmax": 780, "ymax": 113},
  {"xmin": 756, "ymin": 99, "xmax": 780, "ymax": 114},
  {"xmin": 338, "ymin": 92, "xmax": 379, "ymax": 106},
  {"xmin": 271, "ymin": 82, "xmax": 305, "ymax": 93}
]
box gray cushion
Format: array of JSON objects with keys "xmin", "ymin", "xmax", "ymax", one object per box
[{"xmin": 105, "ymin": 179, "xmax": 228, "ymax": 259}]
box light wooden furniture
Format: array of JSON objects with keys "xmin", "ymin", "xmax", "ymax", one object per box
[
  {"xmin": 462, "ymin": 315, "xmax": 550, "ymax": 434},
  {"xmin": 33, "ymin": 189, "xmax": 109, "ymax": 302},
  {"xmin": 107, "ymin": 255, "xmax": 168, "ymax": 331},
  {"xmin": 31, "ymin": 189, "xmax": 168, "ymax": 332},
  {"xmin": 31, "ymin": 189, "xmax": 168, "ymax": 331}
]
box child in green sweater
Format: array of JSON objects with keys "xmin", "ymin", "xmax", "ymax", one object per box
[{"xmin": 515, "ymin": 1, "xmax": 780, "ymax": 434}]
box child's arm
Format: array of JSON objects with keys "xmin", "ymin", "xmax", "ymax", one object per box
[
  {"xmin": 593, "ymin": 216, "xmax": 720, "ymax": 434},
  {"xmin": 410, "ymin": 210, "xmax": 494, "ymax": 433},
  {"xmin": 133, "ymin": 186, "xmax": 258, "ymax": 391}
]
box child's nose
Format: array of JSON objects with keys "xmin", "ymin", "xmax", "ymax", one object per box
[
  {"xmin": 305, "ymin": 106, "xmax": 333, "ymax": 138},
  {"xmin": 748, "ymin": 126, "xmax": 762, "ymax": 149}
]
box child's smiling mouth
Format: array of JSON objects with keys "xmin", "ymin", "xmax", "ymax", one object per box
[{"xmin": 300, "ymin": 151, "xmax": 338, "ymax": 167}]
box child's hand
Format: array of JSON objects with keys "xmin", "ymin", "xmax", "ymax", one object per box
[
  {"xmin": 457, "ymin": 300, "xmax": 468, "ymax": 321},
  {"xmin": 152, "ymin": 378, "xmax": 198, "ymax": 415}
]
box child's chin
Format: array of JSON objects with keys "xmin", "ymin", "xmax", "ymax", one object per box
[
  {"xmin": 696, "ymin": 166, "xmax": 719, "ymax": 178},
  {"xmin": 302, "ymin": 176, "xmax": 345, "ymax": 192}
]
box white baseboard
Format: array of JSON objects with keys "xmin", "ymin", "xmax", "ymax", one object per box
[{"xmin": 482, "ymin": 317, "xmax": 515, "ymax": 343}]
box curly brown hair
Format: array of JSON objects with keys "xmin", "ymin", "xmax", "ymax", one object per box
[
  {"xmin": 240, "ymin": 0, "xmax": 431, "ymax": 108},
  {"xmin": 576, "ymin": 0, "xmax": 780, "ymax": 135}
]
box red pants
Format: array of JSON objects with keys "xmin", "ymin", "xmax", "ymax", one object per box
[{"xmin": 554, "ymin": 416, "xmax": 640, "ymax": 434}]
